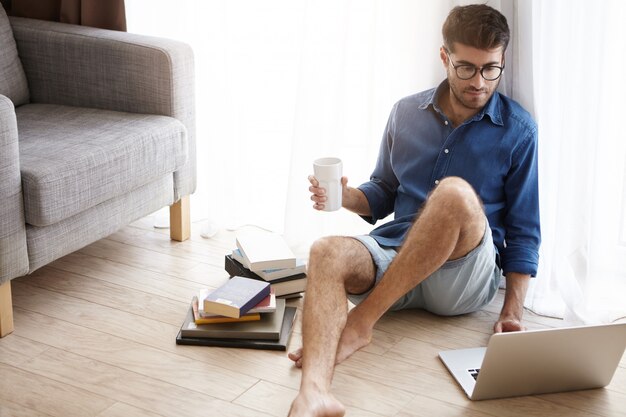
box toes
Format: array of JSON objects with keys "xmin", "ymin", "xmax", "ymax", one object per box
[{"xmin": 288, "ymin": 348, "xmax": 303, "ymax": 362}]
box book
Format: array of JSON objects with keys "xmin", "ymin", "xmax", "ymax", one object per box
[
  {"xmin": 194, "ymin": 314, "xmax": 260, "ymax": 325},
  {"xmin": 224, "ymin": 254, "xmax": 264, "ymax": 281},
  {"xmin": 197, "ymin": 288, "xmax": 276, "ymax": 317},
  {"xmin": 256, "ymin": 262, "xmax": 307, "ymax": 281},
  {"xmin": 176, "ymin": 306, "xmax": 297, "ymax": 351},
  {"xmin": 232, "ymin": 248, "xmax": 306, "ymax": 281},
  {"xmin": 235, "ymin": 233, "xmax": 297, "ymax": 271},
  {"xmin": 182, "ymin": 298, "xmax": 286, "ymax": 340},
  {"xmin": 203, "ymin": 276, "xmax": 270, "ymax": 318},
  {"xmin": 266, "ymin": 276, "xmax": 307, "ymax": 297},
  {"xmin": 277, "ymin": 292, "xmax": 303, "ymax": 300},
  {"xmin": 247, "ymin": 290, "xmax": 276, "ymax": 314},
  {"xmin": 224, "ymin": 255, "xmax": 307, "ymax": 297},
  {"xmin": 192, "ymin": 296, "xmax": 260, "ymax": 324}
]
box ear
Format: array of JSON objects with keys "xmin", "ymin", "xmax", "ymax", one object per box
[{"xmin": 439, "ymin": 46, "xmax": 448, "ymax": 68}]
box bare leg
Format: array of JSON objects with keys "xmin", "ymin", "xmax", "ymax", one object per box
[
  {"xmin": 288, "ymin": 236, "xmax": 376, "ymax": 417},
  {"xmin": 336, "ymin": 177, "xmax": 486, "ymax": 363},
  {"xmin": 288, "ymin": 177, "xmax": 486, "ymax": 416}
]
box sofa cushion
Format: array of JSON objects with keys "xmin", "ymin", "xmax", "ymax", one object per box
[
  {"xmin": 17, "ymin": 104, "xmax": 188, "ymax": 227},
  {"xmin": 26, "ymin": 176, "xmax": 174, "ymax": 271},
  {"xmin": 0, "ymin": 6, "xmax": 29, "ymax": 106}
]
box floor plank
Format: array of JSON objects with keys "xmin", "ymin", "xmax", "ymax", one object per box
[
  {"xmin": 96, "ymin": 402, "xmax": 166, "ymax": 417},
  {"xmin": 0, "ymin": 397, "xmax": 56, "ymax": 417},
  {"xmin": 0, "ymin": 363, "xmax": 114, "ymax": 417}
]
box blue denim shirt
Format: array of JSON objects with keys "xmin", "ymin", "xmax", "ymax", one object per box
[{"xmin": 358, "ymin": 80, "xmax": 540, "ymax": 277}]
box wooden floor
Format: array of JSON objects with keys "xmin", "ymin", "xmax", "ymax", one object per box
[{"xmin": 1, "ymin": 218, "xmax": 625, "ymax": 417}]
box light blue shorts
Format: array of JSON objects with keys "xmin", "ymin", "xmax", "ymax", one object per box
[{"xmin": 348, "ymin": 219, "xmax": 502, "ymax": 316}]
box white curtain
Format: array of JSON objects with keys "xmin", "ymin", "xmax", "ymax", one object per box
[
  {"xmin": 126, "ymin": 0, "xmax": 450, "ymax": 255},
  {"xmin": 507, "ymin": 0, "xmax": 626, "ymax": 323},
  {"xmin": 126, "ymin": 0, "xmax": 626, "ymax": 322}
]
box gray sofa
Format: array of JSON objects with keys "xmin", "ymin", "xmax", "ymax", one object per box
[{"xmin": 0, "ymin": 8, "xmax": 196, "ymax": 337}]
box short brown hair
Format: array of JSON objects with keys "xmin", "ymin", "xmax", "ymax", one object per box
[{"xmin": 442, "ymin": 4, "xmax": 510, "ymax": 52}]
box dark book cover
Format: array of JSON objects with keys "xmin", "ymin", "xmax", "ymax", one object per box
[
  {"xmin": 224, "ymin": 254, "xmax": 263, "ymax": 280},
  {"xmin": 176, "ymin": 306, "xmax": 297, "ymax": 351}
]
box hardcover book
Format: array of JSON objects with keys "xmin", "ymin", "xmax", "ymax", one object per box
[
  {"xmin": 235, "ymin": 233, "xmax": 297, "ymax": 271},
  {"xmin": 182, "ymin": 298, "xmax": 287, "ymax": 340},
  {"xmin": 176, "ymin": 306, "xmax": 297, "ymax": 351},
  {"xmin": 202, "ymin": 276, "xmax": 270, "ymax": 318},
  {"xmin": 224, "ymin": 254, "xmax": 263, "ymax": 280}
]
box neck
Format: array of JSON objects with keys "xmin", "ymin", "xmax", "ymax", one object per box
[{"xmin": 440, "ymin": 89, "xmax": 479, "ymax": 127}]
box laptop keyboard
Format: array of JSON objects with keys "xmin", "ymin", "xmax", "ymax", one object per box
[{"xmin": 468, "ymin": 368, "xmax": 480, "ymax": 380}]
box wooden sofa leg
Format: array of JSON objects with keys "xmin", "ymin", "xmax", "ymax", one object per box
[
  {"xmin": 170, "ymin": 195, "xmax": 190, "ymax": 242},
  {"xmin": 0, "ymin": 280, "xmax": 15, "ymax": 337}
]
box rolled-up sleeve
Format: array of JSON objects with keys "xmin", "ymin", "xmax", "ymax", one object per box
[
  {"xmin": 358, "ymin": 104, "xmax": 399, "ymax": 224},
  {"xmin": 501, "ymin": 126, "xmax": 541, "ymax": 276}
]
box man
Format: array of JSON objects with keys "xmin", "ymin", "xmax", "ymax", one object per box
[{"xmin": 288, "ymin": 4, "xmax": 540, "ymax": 417}]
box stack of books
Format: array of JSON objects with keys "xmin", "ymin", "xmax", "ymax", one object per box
[
  {"xmin": 224, "ymin": 233, "xmax": 307, "ymax": 298},
  {"xmin": 176, "ymin": 276, "xmax": 296, "ymax": 350}
]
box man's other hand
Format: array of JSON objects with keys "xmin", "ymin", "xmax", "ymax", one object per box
[{"xmin": 494, "ymin": 316, "xmax": 526, "ymax": 333}]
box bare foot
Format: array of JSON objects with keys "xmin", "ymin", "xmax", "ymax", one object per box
[{"xmin": 288, "ymin": 389, "xmax": 345, "ymax": 417}]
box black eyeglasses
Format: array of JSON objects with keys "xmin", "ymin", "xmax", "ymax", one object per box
[{"xmin": 445, "ymin": 49, "xmax": 504, "ymax": 81}]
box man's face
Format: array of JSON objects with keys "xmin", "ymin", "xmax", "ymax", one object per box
[{"xmin": 441, "ymin": 42, "xmax": 504, "ymax": 110}]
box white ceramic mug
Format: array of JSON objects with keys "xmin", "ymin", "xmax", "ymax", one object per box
[{"xmin": 313, "ymin": 157, "xmax": 343, "ymax": 212}]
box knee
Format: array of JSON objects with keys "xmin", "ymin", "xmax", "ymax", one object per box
[
  {"xmin": 308, "ymin": 236, "xmax": 374, "ymax": 286},
  {"xmin": 307, "ymin": 236, "xmax": 350, "ymax": 286},
  {"xmin": 436, "ymin": 177, "xmax": 475, "ymax": 199},
  {"xmin": 432, "ymin": 177, "xmax": 482, "ymax": 217},
  {"xmin": 309, "ymin": 236, "xmax": 342, "ymax": 264}
]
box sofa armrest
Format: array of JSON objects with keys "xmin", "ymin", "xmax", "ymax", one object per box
[
  {"xmin": 9, "ymin": 17, "xmax": 197, "ymax": 198},
  {"xmin": 0, "ymin": 95, "xmax": 29, "ymax": 283},
  {"xmin": 9, "ymin": 17, "xmax": 194, "ymax": 119}
]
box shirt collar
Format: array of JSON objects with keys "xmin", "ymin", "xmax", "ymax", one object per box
[{"xmin": 419, "ymin": 79, "xmax": 504, "ymax": 127}]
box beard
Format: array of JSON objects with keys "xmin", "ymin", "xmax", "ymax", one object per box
[{"xmin": 447, "ymin": 71, "xmax": 499, "ymax": 110}]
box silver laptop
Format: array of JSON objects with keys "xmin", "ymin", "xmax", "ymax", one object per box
[{"xmin": 439, "ymin": 322, "xmax": 626, "ymax": 400}]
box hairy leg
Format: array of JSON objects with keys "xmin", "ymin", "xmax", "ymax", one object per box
[
  {"xmin": 335, "ymin": 177, "xmax": 486, "ymax": 363},
  {"xmin": 288, "ymin": 236, "xmax": 375, "ymax": 417}
]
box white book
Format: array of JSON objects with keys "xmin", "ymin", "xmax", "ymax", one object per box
[
  {"xmin": 271, "ymin": 276, "xmax": 307, "ymax": 297},
  {"xmin": 235, "ymin": 233, "xmax": 297, "ymax": 272},
  {"xmin": 232, "ymin": 248, "xmax": 306, "ymax": 281}
]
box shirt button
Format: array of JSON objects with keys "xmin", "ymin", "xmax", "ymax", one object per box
[
  {"xmin": 434, "ymin": 179, "xmax": 440, "ymax": 185},
  {"xmin": 444, "ymin": 120, "xmax": 449, "ymax": 126},
  {"xmin": 444, "ymin": 149, "xmax": 449, "ymax": 154}
]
